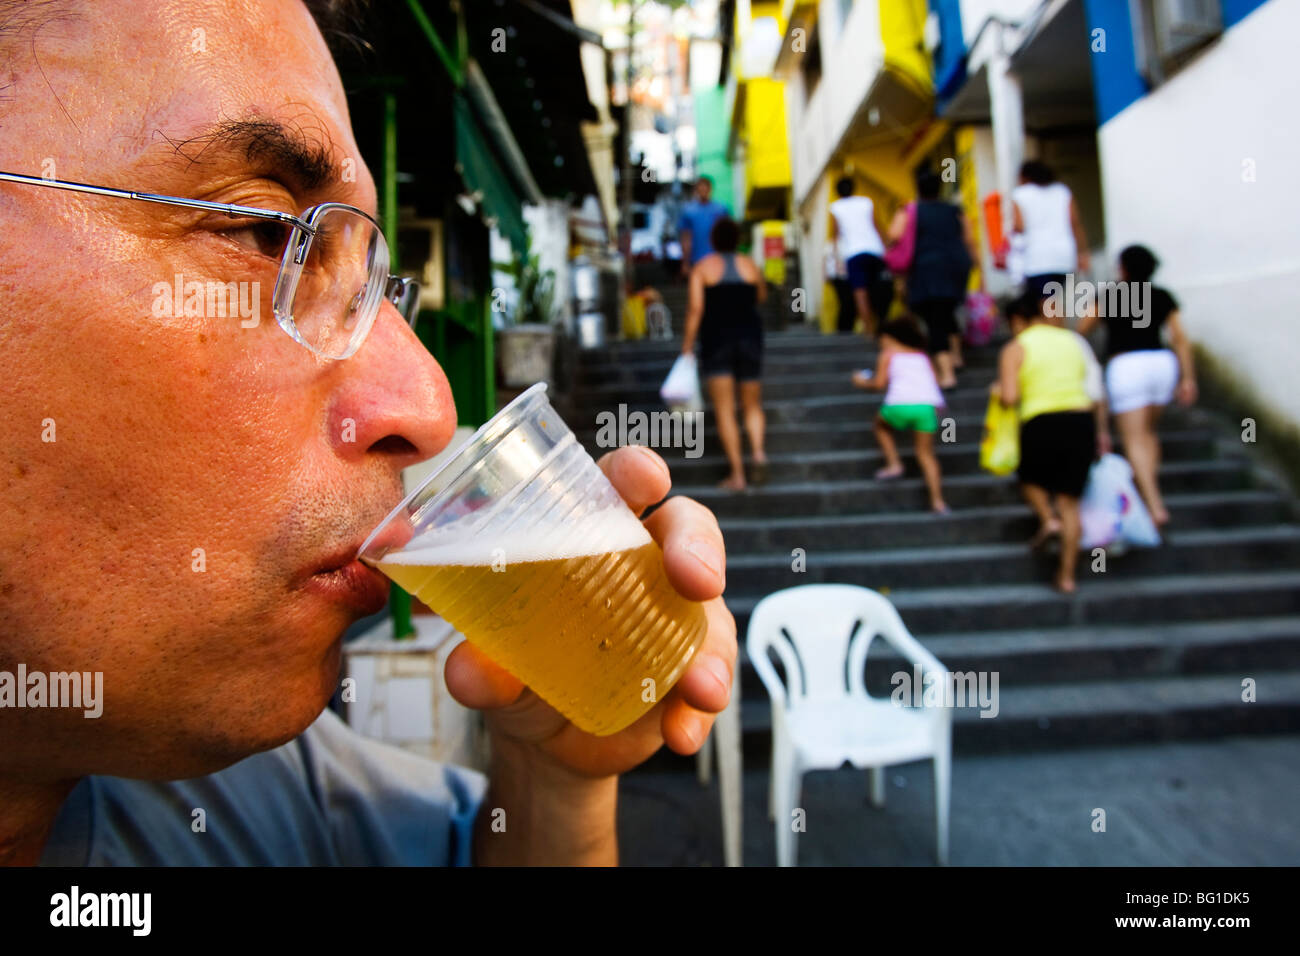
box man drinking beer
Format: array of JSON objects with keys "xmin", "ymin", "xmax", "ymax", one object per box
[{"xmin": 0, "ymin": 0, "xmax": 735, "ymax": 866}]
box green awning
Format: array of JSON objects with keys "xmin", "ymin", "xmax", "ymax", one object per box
[{"xmin": 454, "ymin": 92, "xmax": 528, "ymax": 254}]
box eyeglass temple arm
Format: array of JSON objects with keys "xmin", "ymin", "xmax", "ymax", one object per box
[
  {"xmin": 0, "ymin": 170, "xmax": 314, "ymax": 233},
  {"xmin": 386, "ymin": 275, "xmax": 421, "ymax": 327}
]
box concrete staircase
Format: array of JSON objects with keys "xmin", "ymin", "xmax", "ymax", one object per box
[{"xmin": 565, "ymin": 324, "xmax": 1300, "ymax": 760}]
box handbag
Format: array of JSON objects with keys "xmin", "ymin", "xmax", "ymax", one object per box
[
  {"xmin": 979, "ymin": 392, "xmax": 1019, "ymax": 476},
  {"xmin": 883, "ymin": 201, "xmax": 917, "ymax": 273}
]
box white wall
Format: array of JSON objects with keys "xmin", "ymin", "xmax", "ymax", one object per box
[
  {"xmin": 1097, "ymin": 0, "xmax": 1300, "ymax": 427},
  {"xmin": 796, "ymin": 168, "xmax": 831, "ymax": 321},
  {"xmin": 960, "ymin": 0, "xmax": 1043, "ymax": 49},
  {"xmin": 786, "ymin": 0, "xmax": 886, "ymax": 205}
]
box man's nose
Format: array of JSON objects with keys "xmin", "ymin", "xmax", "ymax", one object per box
[{"xmin": 325, "ymin": 301, "xmax": 457, "ymax": 469}]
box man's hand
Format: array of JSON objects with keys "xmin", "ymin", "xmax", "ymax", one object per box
[{"xmin": 444, "ymin": 443, "xmax": 735, "ymax": 777}]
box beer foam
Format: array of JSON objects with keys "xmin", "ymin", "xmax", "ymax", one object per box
[{"xmin": 380, "ymin": 504, "xmax": 652, "ymax": 567}]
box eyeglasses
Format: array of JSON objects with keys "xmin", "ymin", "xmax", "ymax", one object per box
[{"xmin": 0, "ymin": 170, "xmax": 421, "ymax": 360}]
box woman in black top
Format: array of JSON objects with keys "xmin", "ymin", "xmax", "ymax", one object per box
[
  {"xmin": 888, "ymin": 169, "xmax": 976, "ymax": 388},
  {"xmin": 1078, "ymin": 244, "xmax": 1198, "ymax": 526},
  {"xmin": 681, "ymin": 217, "xmax": 770, "ymax": 490}
]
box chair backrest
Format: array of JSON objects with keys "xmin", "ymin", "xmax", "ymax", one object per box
[{"xmin": 745, "ymin": 584, "xmax": 943, "ymax": 709}]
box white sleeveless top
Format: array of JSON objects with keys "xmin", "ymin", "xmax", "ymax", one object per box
[
  {"xmin": 883, "ymin": 351, "xmax": 944, "ymax": 407},
  {"xmin": 1011, "ymin": 181, "xmax": 1076, "ymax": 276},
  {"xmin": 830, "ymin": 195, "xmax": 885, "ymax": 259}
]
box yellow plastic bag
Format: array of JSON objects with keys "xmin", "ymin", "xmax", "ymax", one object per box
[
  {"xmin": 621, "ymin": 296, "xmax": 647, "ymax": 340},
  {"xmin": 980, "ymin": 393, "xmax": 1019, "ymax": 476}
]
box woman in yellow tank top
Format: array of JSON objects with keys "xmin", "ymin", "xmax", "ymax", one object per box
[{"xmin": 997, "ymin": 297, "xmax": 1107, "ymax": 593}]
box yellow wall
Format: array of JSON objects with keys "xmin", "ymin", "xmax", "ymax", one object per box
[
  {"xmin": 955, "ymin": 125, "xmax": 983, "ymax": 290},
  {"xmin": 745, "ymin": 77, "xmax": 792, "ymax": 191},
  {"xmin": 880, "ymin": 0, "xmax": 932, "ymax": 94}
]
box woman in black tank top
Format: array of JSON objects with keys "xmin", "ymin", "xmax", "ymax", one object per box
[
  {"xmin": 680, "ymin": 217, "xmax": 769, "ymax": 490},
  {"xmin": 1077, "ymin": 244, "xmax": 1198, "ymax": 527}
]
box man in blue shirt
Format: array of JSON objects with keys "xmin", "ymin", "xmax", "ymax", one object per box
[
  {"xmin": 677, "ymin": 176, "xmax": 731, "ymax": 276},
  {"xmin": 0, "ymin": 0, "xmax": 736, "ymax": 867}
]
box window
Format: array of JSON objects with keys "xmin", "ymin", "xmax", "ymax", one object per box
[{"xmin": 1131, "ymin": 0, "xmax": 1223, "ymax": 86}]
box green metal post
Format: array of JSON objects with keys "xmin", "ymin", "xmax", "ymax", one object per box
[{"xmin": 381, "ymin": 89, "xmax": 415, "ymax": 641}]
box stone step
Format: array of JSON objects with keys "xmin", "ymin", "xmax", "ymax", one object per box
[
  {"xmin": 599, "ymin": 431, "xmax": 1220, "ymax": 483},
  {"xmin": 571, "ymin": 375, "xmax": 1000, "ymax": 407},
  {"xmin": 716, "ymin": 491, "xmax": 1291, "ymax": 551},
  {"xmin": 703, "ymin": 670, "xmax": 1300, "ymax": 763},
  {"xmin": 574, "ymin": 350, "xmax": 1001, "ymax": 385},
  {"xmin": 726, "ymin": 616, "xmax": 1300, "ymax": 703},
  {"xmin": 573, "ymin": 414, "xmax": 1208, "ymax": 456},
  {"xmin": 719, "ymin": 570, "xmax": 1300, "ymax": 636},
  {"xmin": 581, "ymin": 329, "xmax": 977, "ymax": 364},
  {"xmin": 670, "ymin": 459, "xmax": 1253, "ymax": 517},
  {"xmin": 718, "ymin": 525, "xmax": 1300, "ymax": 591}
]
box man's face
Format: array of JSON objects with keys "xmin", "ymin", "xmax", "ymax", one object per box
[
  {"xmin": 695, "ymin": 179, "xmax": 711, "ymax": 202},
  {"xmin": 0, "ymin": 1, "xmax": 455, "ymax": 780}
]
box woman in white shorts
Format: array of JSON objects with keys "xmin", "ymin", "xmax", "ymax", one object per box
[{"xmin": 1078, "ymin": 245, "xmax": 1197, "ymax": 527}]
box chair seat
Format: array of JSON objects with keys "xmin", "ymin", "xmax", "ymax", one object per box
[{"xmin": 787, "ymin": 697, "xmax": 937, "ymax": 769}]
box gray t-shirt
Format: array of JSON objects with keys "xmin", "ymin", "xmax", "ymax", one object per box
[{"xmin": 39, "ymin": 707, "xmax": 487, "ymax": 866}]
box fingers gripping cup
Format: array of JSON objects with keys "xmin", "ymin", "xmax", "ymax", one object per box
[{"xmin": 358, "ymin": 383, "xmax": 710, "ymax": 737}]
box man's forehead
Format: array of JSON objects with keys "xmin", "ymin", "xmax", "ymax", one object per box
[{"xmin": 11, "ymin": 0, "xmax": 374, "ymax": 207}]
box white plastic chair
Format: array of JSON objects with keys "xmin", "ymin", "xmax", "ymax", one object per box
[{"xmin": 746, "ymin": 584, "xmax": 952, "ymax": 866}]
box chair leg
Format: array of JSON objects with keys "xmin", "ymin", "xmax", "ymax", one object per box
[
  {"xmin": 934, "ymin": 741, "xmax": 951, "ymax": 866},
  {"xmin": 773, "ymin": 745, "xmax": 797, "ymax": 866},
  {"xmin": 767, "ymin": 742, "xmax": 777, "ymax": 821},
  {"xmin": 716, "ymin": 691, "xmax": 743, "ymax": 867},
  {"xmin": 696, "ymin": 731, "xmax": 713, "ymax": 787},
  {"xmin": 869, "ymin": 766, "xmax": 886, "ymax": 808}
]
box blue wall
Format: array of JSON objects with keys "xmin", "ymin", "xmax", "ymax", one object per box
[
  {"xmin": 1084, "ymin": 0, "xmax": 1273, "ymax": 126},
  {"xmin": 1223, "ymin": 0, "xmax": 1269, "ymax": 27},
  {"xmin": 929, "ymin": 0, "xmax": 967, "ymax": 105}
]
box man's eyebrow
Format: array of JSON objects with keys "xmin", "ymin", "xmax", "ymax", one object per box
[{"xmin": 153, "ymin": 117, "xmax": 342, "ymax": 194}]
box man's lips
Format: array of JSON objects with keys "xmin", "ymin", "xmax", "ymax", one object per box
[
  {"xmin": 306, "ymin": 558, "xmax": 391, "ymax": 615},
  {"xmin": 301, "ymin": 521, "xmax": 410, "ymax": 615}
]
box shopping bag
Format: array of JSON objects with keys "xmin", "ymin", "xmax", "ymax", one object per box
[
  {"xmin": 660, "ymin": 353, "xmax": 702, "ymax": 412},
  {"xmin": 621, "ymin": 296, "xmax": 647, "ymax": 340},
  {"xmin": 963, "ymin": 290, "xmax": 997, "ymax": 346},
  {"xmin": 1080, "ymin": 453, "xmax": 1161, "ymax": 552},
  {"xmin": 979, "ymin": 393, "xmax": 1019, "ymax": 475}
]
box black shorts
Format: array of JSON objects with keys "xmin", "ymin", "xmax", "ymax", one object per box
[
  {"xmin": 912, "ymin": 297, "xmax": 962, "ymax": 354},
  {"xmin": 1018, "ymin": 410, "xmax": 1095, "ymax": 497},
  {"xmin": 1024, "ymin": 273, "xmax": 1068, "ymax": 299},
  {"xmin": 699, "ymin": 334, "xmax": 762, "ymax": 382}
]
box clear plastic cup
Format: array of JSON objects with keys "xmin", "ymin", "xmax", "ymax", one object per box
[{"xmin": 357, "ymin": 383, "xmax": 709, "ymax": 736}]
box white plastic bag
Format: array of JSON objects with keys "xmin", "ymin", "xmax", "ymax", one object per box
[
  {"xmin": 660, "ymin": 353, "xmax": 702, "ymax": 412},
  {"xmin": 1080, "ymin": 453, "xmax": 1161, "ymax": 552}
]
